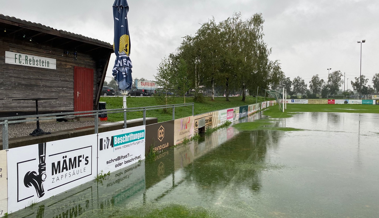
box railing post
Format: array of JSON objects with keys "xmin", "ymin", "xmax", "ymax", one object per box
[
  {"xmin": 172, "ymin": 105, "xmax": 175, "ymax": 120},
  {"xmin": 2, "ymin": 120, "xmax": 9, "ymax": 150},
  {"xmin": 95, "ymin": 111, "xmax": 99, "ymax": 134},
  {"xmin": 124, "ymin": 109, "xmax": 127, "ymax": 129},
  {"xmin": 143, "ymin": 108, "xmax": 146, "ymax": 125},
  {"xmin": 192, "ymin": 103, "xmax": 194, "ymax": 116}
]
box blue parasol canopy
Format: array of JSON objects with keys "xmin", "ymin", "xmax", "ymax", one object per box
[{"xmin": 112, "ymin": 0, "xmax": 132, "ymax": 91}]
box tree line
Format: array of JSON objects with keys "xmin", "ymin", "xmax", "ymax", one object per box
[
  {"xmin": 151, "ymin": 12, "xmax": 379, "ymax": 101},
  {"xmin": 155, "ymin": 13, "xmax": 284, "ymax": 102}
]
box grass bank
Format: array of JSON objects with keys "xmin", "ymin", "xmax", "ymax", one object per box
[
  {"xmin": 263, "ymin": 104, "xmax": 379, "ymax": 119},
  {"xmin": 100, "ymin": 96, "xmax": 272, "ymax": 122},
  {"xmin": 233, "ymin": 119, "xmax": 302, "ymax": 132}
]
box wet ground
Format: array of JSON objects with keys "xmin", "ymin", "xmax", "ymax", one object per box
[{"xmin": 9, "ymin": 112, "xmax": 379, "ymax": 218}]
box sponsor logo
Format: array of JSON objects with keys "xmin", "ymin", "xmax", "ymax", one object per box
[
  {"xmin": 99, "ymin": 137, "xmax": 114, "ymax": 151},
  {"xmin": 20, "ymin": 143, "xmax": 93, "ymax": 201},
  {"xmin": 113, "ymin": 130, "xmax": 145, "ymax": 147},
  {"xmin": 158, "ymin": 125, "xmax": 165, "ymax": 142},
  {"xmin": 181, "ymin": 117, "xmax": 191, "ymax": 130}
]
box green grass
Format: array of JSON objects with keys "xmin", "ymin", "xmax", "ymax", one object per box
[
  {"xmin": 263, "ymin": 104, "xmax": 379, "ymax": 119},
  {"xmin": 233, "ymin": 119, "xmax": 302, "ymax": 132},
  {"xmin": 100, "ymin": 96, "xmax": 272, "ymax": 122}
]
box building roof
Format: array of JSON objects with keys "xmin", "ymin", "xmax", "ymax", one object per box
[{"xmin": 0, "ymin": 14, "xmax": 113, "ymax": 54}]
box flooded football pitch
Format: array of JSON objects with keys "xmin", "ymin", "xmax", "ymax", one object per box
[{"xmin": 9, "ymin": 112, "xmax": 379, "ymax": 218}]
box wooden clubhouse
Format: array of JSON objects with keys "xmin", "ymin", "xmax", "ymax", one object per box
[{"xmin": 0, "ymin": 14, "xmax": 113, "ymax": 117}]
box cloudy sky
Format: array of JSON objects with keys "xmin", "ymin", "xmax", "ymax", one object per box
[{"xmin": 1, "ymin": 0, "xmax": 378, "ymax": 88}]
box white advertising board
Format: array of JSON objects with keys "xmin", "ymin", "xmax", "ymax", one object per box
[
  {"xmin": 0, "ymin": 150, "xmax": 7, "ymax": 217},
  {"xmin": 218, "ymin": 109, "xmax": 227, "ymax": 126},
  {"xmin": 227, "ymin": 108, "xmax": 234, "ymax": 121},
  {"xmin": 261, "ymin": 102, "xmax": 267, "ymax": 109},
  {"xmin": 5, "ymin": 51, "xmax": 56, "ymax": 70},
  {"xmin": 335, "ymin": 100, "xmax": 348, "ymax": 104},
  {"xmin": 174, "ymin": 116, "xmax": 195, "ymax": 145},
  {"xmin": 291, "ymin": 99, "xmax": 308, "ymax": 104},
  {"xmin": 97, "ymin": 126, "xmax": 145, "ymax": 174},
  {"xmin": 7, "ymin": 134, "xmax": 97, "ymax": 213},
  {"xmin": 135, "ymin": 79, "xmax": 158, "ymax": 90},
  {"xmin": 349, "ymin": 100, "xmax": 362, "ymax": 104},
  {"xmin": 233, "ymin": 107, "xmax": 240, "ymax": 121}
]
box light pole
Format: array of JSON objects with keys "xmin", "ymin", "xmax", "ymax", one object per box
[
  {"xmin": 357, "ymin": 40, "xmax": 365, "ymax": 99},
  {"xmin": 327, "ymin": 68, "xmax": 331, "ymax": 98}
]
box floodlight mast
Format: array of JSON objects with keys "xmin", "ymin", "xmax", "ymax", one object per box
[{"xmin": 282, "ymin": 87, "xmax": 284, "ymax": 112}]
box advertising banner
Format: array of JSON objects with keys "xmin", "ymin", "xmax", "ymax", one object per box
[
  {"xmin": 211, "ymin": 111, "xmax": 220, "ymax": 128},
  {"xmin": 135, "ymin": 79, "xmax": 158, "ymax": 90},
  {"xmin": 174, "ymin": 143, "xmax": 195, "ymax": 171},
  {"xmin": 145, "ymin": 120, "xmax": 174, "ymax": 154},
  {"xmin": 239, "ymin": 106, "xmax": 248, "ymax": 119},
  {"xmin": 328, "ymin": 99, "xmax": 335, "ymax": 104},
  {"xmin": 372, "ymin": 95, "xmax": 379, "ymax": 100},
  {"xmin": 97, "ymin": 126, "xmax": 145, "ymax": 174},
  {"xmin": 248, "ymin": 104, "xmax": 259, "ymax": 115},
  {"xmin": 7, "ymin": 134, "xmax": 97, "ymax": 213},
  {"xmin": 0, "ymin": 150, "xmax": 7, "ymax": 217},
  {"xmin": 291, "ymin": 99, "xmax": 309, "ymax": 104},
  {"xmin": 227, "ymin": 109, "xmax": 234, "ymax": 121},
  {"xmin": 376, "ymin": 100, "xmax": 379, "ymax": 105},
  {"xmin": 349, "ymin": 100, "xmax": 362, "ymax": 104},
  {"xmin": 308, "ymin": 99, "xmax": 328, "ymax": 104},
  {"xmin": 362, "ymin": 100, "xmax": 374, "ymax": 105},
  {"xmin": 194, "ymin": 113, "xmax": 212, "ymax": 134},
  {"xmin": 261, "ymin": 102, "xmax": 267, "ymax": 109},
  {"xmin": 218, "ymin": 110, "xmax": 227, "ymax": 126},
  {"xmin": 174, "ymin": 116, "xmax": 194, "ymax": 145},
  {"xmin": 335, "ymin": 99, "xmax": 348, "ymax": 104},
  {"xmin": 233, "ymin": 107, "xmax": 240, "ymax": 121}
]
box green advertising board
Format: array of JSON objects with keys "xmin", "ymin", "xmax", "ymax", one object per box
[{"xmin": 362, "ymin": 100, "xmax": 374, "ymax": 105}]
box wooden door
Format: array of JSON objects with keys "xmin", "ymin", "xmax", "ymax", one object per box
[{"xmin": 74, "ymin": 67, "xmax": 94, "ymax": 112}]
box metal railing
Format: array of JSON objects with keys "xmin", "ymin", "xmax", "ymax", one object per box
[{"xmin": 1, "ymin": 103, "xmax": 195, "ymax": 150}]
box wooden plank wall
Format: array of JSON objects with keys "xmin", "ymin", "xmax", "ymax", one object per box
[{"xmin": 0, "ymin": 37, "xmax": 100, "ymax": 113}]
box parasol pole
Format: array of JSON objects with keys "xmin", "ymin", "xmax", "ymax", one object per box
[{"xmin": 122, "ymin": 90, "xmax": 128, "ymax": 128}]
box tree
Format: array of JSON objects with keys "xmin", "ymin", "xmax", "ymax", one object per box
[
  {"xmin": 108, "ymin": 79, "xmax": 118, "ymax": 91},
  {"xmin": 309, "ymin": 74, "xmax": 324, "ymax": 95},
  {"xmin": 269, "ymin": 61, "xmax": 285, "ymax": 90},
  {"xmin": 155, "ymin": 57, "xmax": 175, "ymax": 106},
  {"xmin": 351, "ymin": 75, "xmax": 369, "ymax": 95},
  {"xmin": 292, "ymin": 76, "xmax": 307, "ymax": 95},
  {"xmin": 172, "ymin": 58, "xmax": 189, "ymax": 103},
  {"xmin": 372, "ymin": 73, "xmax": 379, "ymax": 93},
  {"xmin": 327, "ymin": 71, "xmax": 343, "ymax": 95}
]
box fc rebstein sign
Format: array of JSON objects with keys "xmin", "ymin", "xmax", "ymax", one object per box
[
  {"xmin": 7, "ymin": 134, "xmax": 97, "ymax": 213},
  {"xmin": 5, "ymin": 51, "xmax": 57, "ymax": 70}
]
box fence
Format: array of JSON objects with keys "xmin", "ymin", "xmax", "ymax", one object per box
[{"xmin": 0, "ymin": 103, "xmax": 195, "ymax": 150}]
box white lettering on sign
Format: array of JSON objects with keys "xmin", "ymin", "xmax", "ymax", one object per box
[{"xmin": 5, "ymin": 51, "xmax": 57, "ymax": 70}]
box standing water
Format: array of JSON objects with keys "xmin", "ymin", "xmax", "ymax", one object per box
[{"xmin": 8, "ymin": 112, "xmax": 379, "ymax": 218}]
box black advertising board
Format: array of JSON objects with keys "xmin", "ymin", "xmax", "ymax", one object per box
[
  {"xmin": 376, "ymin": 100, "xmax": 379, "ymax": 105},
  {"xmin": 145, "ymin": 120, "xmax": 175, "ymax": 154}
]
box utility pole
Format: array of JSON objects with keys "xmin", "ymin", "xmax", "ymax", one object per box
[
  {"xmin": 344, "ymin": 72, "xmax": 346, "ymax": 92},
  {"xmin": 357, "ymin": 40, "xmax": 366, "ymax": 99}
]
